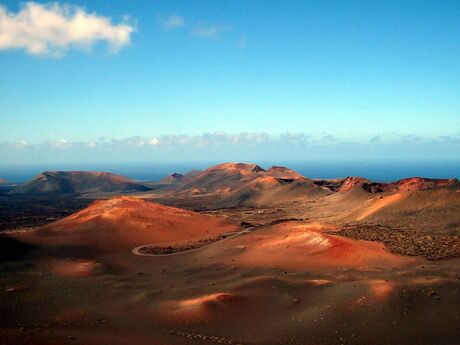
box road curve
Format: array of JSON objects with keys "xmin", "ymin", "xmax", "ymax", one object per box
[{"xmin": 131, "ymin": 228, "xmax": 253, "ymax": 257}]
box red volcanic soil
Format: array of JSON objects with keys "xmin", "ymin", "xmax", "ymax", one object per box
[
  {"xmin": 44, "ymin": 258, "xmax": 105, "ymax": 277},
  {"xmin": 315, "ymin": 176, "xmax": 459, "ymax": 195},
  {"xmin": 160, "ymin": 163, "xmax": 331, "ymax": 208},
  {"xmin": 148, "ymin": 164, "xmax": 457, "ymax": 216},
  {"xmin": 337, "ymin": 177, "xmax": 370, "ymax": 192},
  {"xmin": 151, "ymin": 163, "xmax": 458, "ymax": 212},
  {"xmin": 228, "ymin": 221, "xmax": 414, "ymax": 270},
  {"xmin": 391, "ymin": 177, "xmax": 458, "ymax": 192},
  {"xmin": 15, "ymin": 196, "xmax": 238, "ymax": 253},
  {"xmin": 175, "ymin": 163, "xmax": 285, "ymax": 195},
  {"xmin": 2, "ymin": 165, "xmax": 460, "ymax": 345},
  {"xmin": 356, "ymin": 193, "xmax": 404, "ymax": 220},
  {"xmin": 214, "ymin": 175, "xmax": 327, "ymax": 208},
  {"xmin": 1, "ymin": 195, "xmax": 460, "ymax": 345},
  {"xmin": 175, "ymin": 163, "xmax": 267, "ymax": 194},
  {"xmin": 160, "ymin": 292, "xmax": 241, "ymax": 324},
  {"xmin": 267, "ymin": 166, "xmax": 304, "ymax": 179}
]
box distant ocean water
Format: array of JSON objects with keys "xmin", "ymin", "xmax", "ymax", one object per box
[{"xmin": 0, "ymin": 160, "xmax": 459, "ymax": 184}]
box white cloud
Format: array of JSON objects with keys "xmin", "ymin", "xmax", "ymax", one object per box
[
  {"xmin": 158, "ymin": 14, "xmax": 185, "ymax": 30},
  {"xmin": 43, "ymin": 138, "xmax": 73, "ymax": 149},
  {"xmin": 3, "ymin": 133, "xmax": 459, "ymax": 164},
  {"xmin": 191, "ymin": 22, "xmax": 231, "ymax": 39},
  {"xmin": 321, "ymin": 134, "xmax": 338, "ymax": 142},
  {"xmin": 14, "ymin": 140, "xmax": 28, "ymax": 148},
  {"xmin": 148, "ymin": 137, "xmax": 160, "ymax": 146},
  {"xmin": 9, "ymin": 132, "xmax": 459, "ymax": 153},
  {"xmin": 5, "ymin": 133, "xmax": 308, "ymax": 151},
  {"xmin": 0, "ymin": 2, "xmax": 135, "ymax": 56},
  {"xmin": 123, "ymin": 136, "xmax": 147, "ymax": 146}
]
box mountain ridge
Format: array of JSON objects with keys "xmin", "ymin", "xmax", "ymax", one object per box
[{"xmin": 9, "ymin": 171, "xmax": 150, "ymax": 195}]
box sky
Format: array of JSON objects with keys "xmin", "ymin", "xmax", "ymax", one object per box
[{"xmin": 0, "ymin": 0, "xmax": 460, "ymax": 165}]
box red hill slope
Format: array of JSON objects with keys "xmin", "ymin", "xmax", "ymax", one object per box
[
  {"xmin": 17, "ymin": 197, "xmax": 238, "ymax": 252},
  {"xmin": 166, "ymin": 163, "xmax": 330, "ymax": 207},
  {"xmin": 176, "ymin": 163, "xmax": 267, "ymax": 194}
]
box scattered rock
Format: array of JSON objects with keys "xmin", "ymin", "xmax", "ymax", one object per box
[{"xmin": 330, "ymin": 225, "xmax": 460, "ymax": 260}]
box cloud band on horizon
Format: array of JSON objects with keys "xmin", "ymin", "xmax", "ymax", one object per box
[{"xmin": 1, "ymin": 131, "xmax": 459, "ymax": 164}]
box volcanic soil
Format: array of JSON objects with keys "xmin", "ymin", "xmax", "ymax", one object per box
[
  {"xmin": 1, "ymin": 196, "xmax": 460, "ymax": 345},
  {"xmin": 1, "ymin": 164, "xmax": 460, "ymax": 345}
]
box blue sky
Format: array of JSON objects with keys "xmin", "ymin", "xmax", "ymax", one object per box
[{"xmin": 0, "ymin": 0, "xmax": 460, "ymax": 164}]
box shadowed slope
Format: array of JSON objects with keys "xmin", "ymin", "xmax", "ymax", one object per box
[
  {"xmin": 361, "ymin": 187, "xmax": 460, "ymax": 232},
  {"xmin": 215, "ymin": 176, "xmax": 329, "ymax": 207},
  {"xmin": 159, "ymin": 173, "xmax": 186, "ymax": 185}
]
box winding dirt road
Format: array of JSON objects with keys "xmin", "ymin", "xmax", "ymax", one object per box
[{"xmin": 131, "ymin": 228, "xmax": 253, "ymax": 257}]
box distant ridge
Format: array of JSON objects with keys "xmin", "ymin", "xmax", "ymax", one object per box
[
  {"xmin": 158, "ymin": 162, "xmax": 330, "ymax": 207},
  {"xmin": 160, "ymin": 172, "xmax": 185, "ymax": 185},
  {"xmin": 155, "ymin": 162, "xmax": 460, "ymax": 209},
  {"xmin": 313, "ymin": 175, "xmax": 459, "ymax": 193},
  {"xmin": 9, "ymin": 163, "xmax": 459, "ymax": 213},
  {"xmin": 9, "ymin": 171, "xmax": 150, "ymax": 195}
]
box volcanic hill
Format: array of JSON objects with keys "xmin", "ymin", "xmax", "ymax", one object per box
[
  {"xmin": 9, "ymin": 171, "xmax": 150, "ymax": 195},
  {"xmin": 16, "ymin": 196, "xmax": 238, "ymax": 252}
]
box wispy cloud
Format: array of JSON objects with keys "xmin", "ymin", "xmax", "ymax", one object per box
[
  {"xmin": 369, "ymin": 135, "xmax": 381, "ymax": 144},
  {"xmin": 191, "ymin": 22, "xmax": 231, "ymax": 39},
  {"xmin": 157, "ymin": 14, "xmax": 185, "ymax": 30},
  {"xmin": 4, "ymin": 132, "xmax": 460, "ymax": 153},
  {"xmin": 0, "ymin": 2, "xmax": 135, "ymax": 57},
  {"xmin": 14, "ymin": 140, "xmax": 28, "ymax": 148},
  {"xmin": 3, "ymin": 132, "xmax": 309, "ymax": 151},
  {"xmin": 157, "ymin": 14, "xmax": 231, "ymax": 39},
  {"xmin": 437, "ymin": 133, "xmax": 460, "ymax": 144},
  {"xmin": 320, "ymin": 134, "xmax": 339, "ymax": 143},
  {"xmin": 366, "ymin": 132, "xmax": 456, "ymax": 145},
  {"xmin": 2, "ymin": 132, "xmax": 460, "ymax": 164},
  {"xmin": 45, "ymin": 139, "xmax": 73, "ymax": 149}
]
